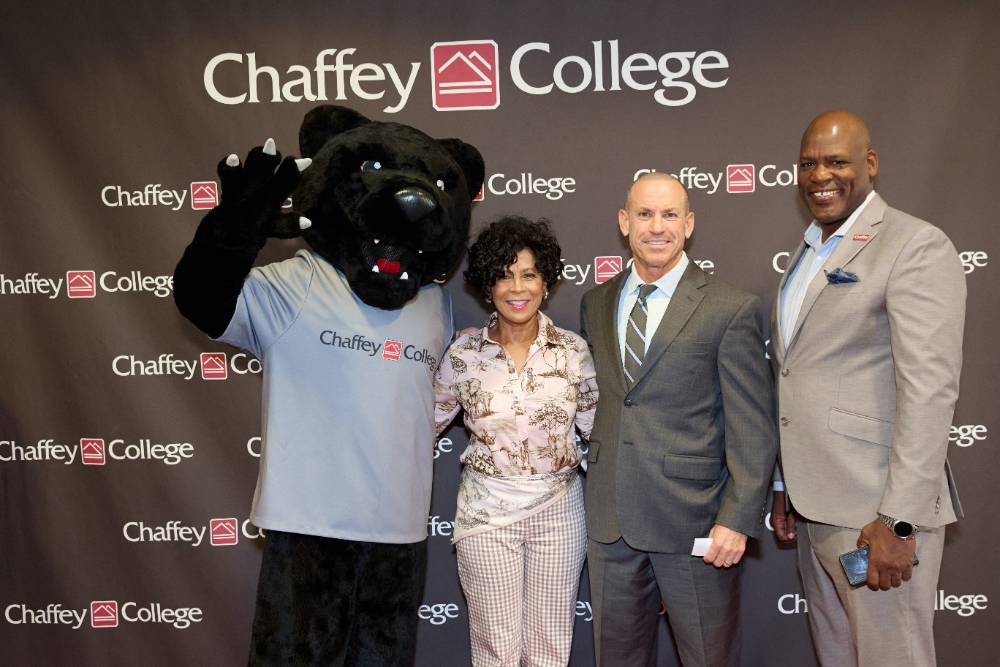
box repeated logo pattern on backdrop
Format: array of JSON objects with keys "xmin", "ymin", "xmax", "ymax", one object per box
[
  {"xmin": 203, "ymin": 39, "xmax": 730, "ymax": 112},
  {"xmin": 4, "ymin": 601, "xmax": 205, "ymax": 630},
  {"xmin": 3, "ymin": 3, "xmax": 997, "ymax": 666},
  {"xmin": 0, "ymin": 270, "xmax": 174, "ymax": 299}
]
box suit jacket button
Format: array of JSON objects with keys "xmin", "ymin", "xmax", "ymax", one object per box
[
  {"xmin": 781, "ymin": 368, "xmax": 790, "ymax": 377},
  {"xmin": 780, "ymin": 417, "xmax": 790, "ymax": 426},
  {"xmin": 624, "ymin": 399, "xmax": 634, "ymax": 407}
]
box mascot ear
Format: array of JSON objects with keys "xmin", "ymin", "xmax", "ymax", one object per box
[
  {"xmin": 438, "ymin": 138, "xmax": 485, "ymax": 200},
  {"xmin": 299, "ymin": 105, "xmax": 371, "ymax": 158}
]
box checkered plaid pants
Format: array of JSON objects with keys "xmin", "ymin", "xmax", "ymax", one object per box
[{"xmin": 456, "ymin": 474, "xmax": 587, "ymax": 667}]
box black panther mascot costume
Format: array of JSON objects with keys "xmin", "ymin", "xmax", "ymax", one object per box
[{"xmin": 173, "ymin": 105, "xmax": 483, "ymax": 665}]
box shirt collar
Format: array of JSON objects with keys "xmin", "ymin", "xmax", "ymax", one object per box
[
  {"xmin": 624, "ymin": 252, "xmax": 690, "ymax": 299},
  {"xmin": 803, "ymin": 190, "xmax": 877, "ymax": 250},
  {"xmin": 479, "ymin": 310, "xmax": 565, "ymax": 352}
]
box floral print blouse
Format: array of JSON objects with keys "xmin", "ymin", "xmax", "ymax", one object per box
[{"xmin": 434, "ymin": 311, "xmax": 598, "ymax": 477}]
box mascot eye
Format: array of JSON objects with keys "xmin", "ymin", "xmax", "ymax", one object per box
[
  {"xmin": 360, "ymin": 160, "xmax": 382, "ymax": 172},
  {"xmin": 435, "ymin": 179, "xmax": 446, "ymax": 190}
]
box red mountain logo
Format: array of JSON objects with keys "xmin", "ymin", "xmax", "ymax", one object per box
[
  {"xmin": 200, "ymin": 353, "xmax": 228, "ymax": 380},
  {"xmin": 81, "ymin": 438, "xmax": 106, "ymax": 465},
  {"xmin": 90, "ymin": 600, "xmax": 119, "ymax": 628},
  {"xmin": 210, "ymin": 518, "xmax": 239, "ymax": 546},
  {"xmin": 726, "ymin": 164, "xmax": 755, "ymax": 193},
  {"xmin": 190, "ymin": 181, "xmax": 219, "ymax": 210},
  {"xmin": 430, "ymin": 41, "xmax": 500, "ymax": 111},
  {"xmin": 383, "ymin": 340, "xmax": 402, "ymax": 361},
  {"xmin": 67, "ymin": 271, "xmax": 97, "ymax": 298},
  {"xmin": 594, "ymin": 256, "xmax": 623, "ymax": 284}
]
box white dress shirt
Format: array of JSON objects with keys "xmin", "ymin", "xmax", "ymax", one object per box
[{"xmin": 617, "ymin": 252, "xmax": 690, "ymax": 367}]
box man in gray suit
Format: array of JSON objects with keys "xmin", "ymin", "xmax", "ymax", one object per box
[
  {"xmin": 771, "ymin": 110, "xmax": 966, "ymax": 666},
  {"xmin": 580, "ymin": 173, "xmax": 777, "ymax": 666}
]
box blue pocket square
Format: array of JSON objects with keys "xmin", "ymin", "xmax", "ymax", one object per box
[{"xmin": 825, "ymin": 268, "xmax": 859, "ymax": 284}]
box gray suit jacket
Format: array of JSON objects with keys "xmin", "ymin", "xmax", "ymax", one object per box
[
  {"xmin": 772, "ymin": 193, "xmax": 965, "ymax": 529},
  {"xmin": 581, "ymin": 261, "xmax": 777, "ymax": 553}
]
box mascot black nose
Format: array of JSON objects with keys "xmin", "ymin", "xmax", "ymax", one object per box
[{"xmin": 394, "ymin": 187, "xmax": 437, "ymax": 223}]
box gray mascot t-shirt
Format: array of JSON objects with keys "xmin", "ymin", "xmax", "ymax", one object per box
[{"xmin": 217, "ymin": 249, "xmax": 452, "ymax": 543}]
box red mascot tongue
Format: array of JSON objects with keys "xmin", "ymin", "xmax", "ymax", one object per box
[{"xmin": 376, "ymin": 258, "xmax": 401, "ymax": 274}]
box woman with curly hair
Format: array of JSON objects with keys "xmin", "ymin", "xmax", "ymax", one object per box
[{"xmin": 434, "ymin": 215, "xmax": 598, "ymax": 666}]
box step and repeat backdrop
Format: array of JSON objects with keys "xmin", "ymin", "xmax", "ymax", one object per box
[{"xmin": 2, "ymin": 2, "xmax": 998, "ymax": 665}]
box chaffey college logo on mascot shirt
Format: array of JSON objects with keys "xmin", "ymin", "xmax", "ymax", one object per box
[
  {"xmin": 383, "ymin": 339, "xmax": 402, "ymax": 361},
  {"xmin": 319, "ymin": 330, "xmax": 438, "ymax": 370}
]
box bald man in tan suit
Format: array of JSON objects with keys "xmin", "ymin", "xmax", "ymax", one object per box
[{"xmin": 771, "ymin": 111, "xmax": 966, "ymax": 667}]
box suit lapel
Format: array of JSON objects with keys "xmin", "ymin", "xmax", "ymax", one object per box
[
  {"xmin": 630, "ymin": 262, "xmax": 707, "ymax": 389},
  {"xmin": 786, "ymin": 194, "xmax": 886, "ymax": 352},
  {"xmin": 772, "ymin": 242, "xmax": 808, "ymax": 364},
  {"xmin": 599, "ymin": 270, "xmax": 629, "ymax": 393}
]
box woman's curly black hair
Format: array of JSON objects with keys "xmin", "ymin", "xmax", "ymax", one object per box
[{"xmin": 464, "ymin": 215, "xmax": 563, "ymax": 301}]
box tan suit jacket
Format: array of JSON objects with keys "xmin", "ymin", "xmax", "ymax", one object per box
[{"xmin": 773, "ymin": 193, "xmax": 965, "ymax": 529}]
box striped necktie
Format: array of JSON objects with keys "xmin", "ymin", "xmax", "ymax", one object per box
[{"xmin": 624, "ymin": 283, "xmax": 657, "ymax": 385}]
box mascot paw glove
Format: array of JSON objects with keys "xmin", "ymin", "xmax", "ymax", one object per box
[{"xmin": 199, "ymin": 138, "xmax": 312, "ymax": 253}]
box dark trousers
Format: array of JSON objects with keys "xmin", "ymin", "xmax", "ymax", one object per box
[
  {"xmin": 588, "ymin": 537, "xmax": 740, "ymax": 667},
  {"xmin": 249, "ymin": 530, "xmax": 427, "ymax": 667}
]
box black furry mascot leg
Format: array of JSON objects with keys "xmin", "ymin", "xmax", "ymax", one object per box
[{"xmin": 248, "ymin": 532, "xmax": 427, "ymax": 666}]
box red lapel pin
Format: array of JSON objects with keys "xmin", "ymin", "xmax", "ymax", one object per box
[{"xmin": 853, "ymin": 233, "xmax": 871, "ymax": 241}]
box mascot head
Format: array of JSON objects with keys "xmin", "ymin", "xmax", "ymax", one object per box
[{"xmin": 293, "ymin": 105, "xmax": 484, "ymax": 310}]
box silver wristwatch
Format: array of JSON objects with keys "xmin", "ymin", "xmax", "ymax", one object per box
[{"xmin": 877, "ymin": 513, "xmax": 917, "ymax": 540}]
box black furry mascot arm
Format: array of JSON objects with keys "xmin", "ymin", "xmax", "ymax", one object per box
[{"xmin": 173, "ymin": 140, "xmax": 309, "ymax": 337}]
